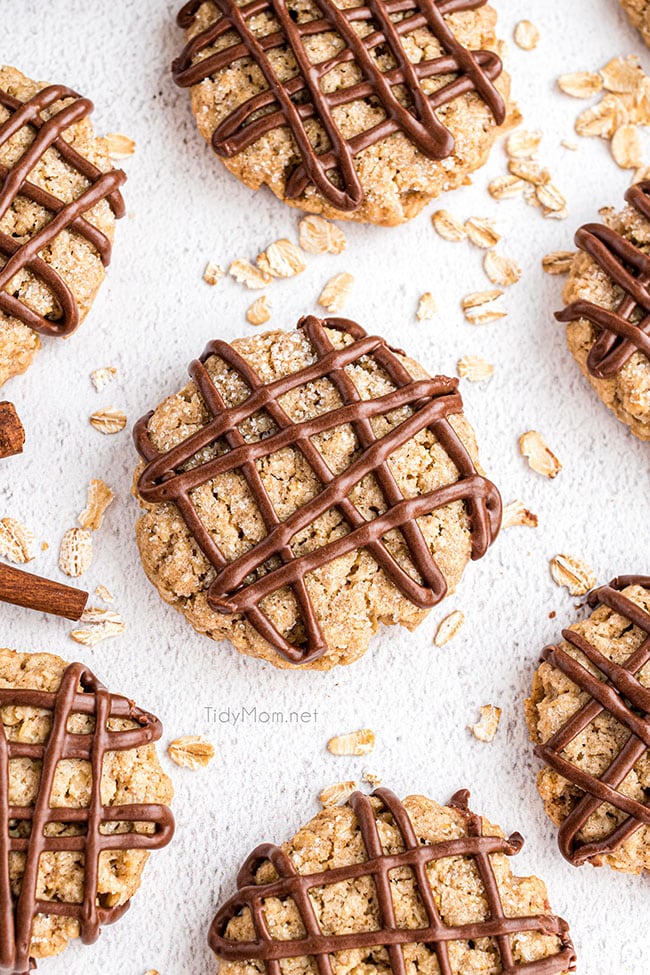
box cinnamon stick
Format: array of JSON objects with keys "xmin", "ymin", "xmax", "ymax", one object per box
[
  {"xmin": 0, "ymin": 563, "xmax": 88, "ymax": 620},
  {"xmin": 0, "ymin": 402, "xmax": 25, "ymax": 458}
]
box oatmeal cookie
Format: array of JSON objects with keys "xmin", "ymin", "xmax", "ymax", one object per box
[
  {"xmin": 0, "ymin": 65, "xmax": 126, "ymax": 387},
  {"xmin": 171, "ymin": 0, "xmax": 514, "ymax": 226},
  {"xmin": 620, "ymin": 0, "xmax": 650, "ymax": 47},
  {"xmin": 0, "ymin": 648, "xmax": 174, "ymax": 972},
  {"xmin": 556, "ymin": 181, "xmax": 650, "ymax": 441},
  {"xmin": 527, "ymin": 576, "xmax": 650, "ymax": 873},
  {"xmin": 209, "ymin": 788, "xmax": 576, "ymax": 975},
  {"xmin": 133, "ymin": 316, "xmax": 501, "ymax": 670}
]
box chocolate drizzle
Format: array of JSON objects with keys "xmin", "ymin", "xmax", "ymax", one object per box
[
  {"xmin": 209, "ymin": 788, "xmax": 576, "ymax": 975},
  {"xmin": 0, "ymin": 83, "xmax": 126, "ymax": 337},
  {"xmin": 172, "ymin": 0, "xmax": 505, "ymax": 211},
  {"xmin": 556, "ymin": 181, "xmax": 650, "ymax": 378},
  {"xmin": 535, "ymin": 575, "xmax": 650, "ymax": 867},
  {"xmin": 134, "ymin": 315, "xmax": 501, "ymax": 665},
  {"xmin": 0, "ymin": 662, "xmax": 174, "ymax": 975}
]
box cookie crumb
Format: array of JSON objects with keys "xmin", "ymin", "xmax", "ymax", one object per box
[
  {"xmin": 550, "ymin": 554, "xmax": 597, "ymax": 596},
  {"xmin": 513, "ymin": 20, "xmax": 540, "ymax": 51},
  {"xmin": 434, "ymin": 609, "xmax": 465, "ymax": 646},
  {"xmin": 416, "ymin": 292, "xmax": 437, "ymax": 320},
  {"xmin": 469, "ymin": 704, "xmax": 502, "ymax": 742},
  {"xmin": 319, "ymin": 781, "xmax": 357, "ymax": 807},
  {"xmin": 203, "ymin": 261, "xmax": 225, "ymax": 286},
  {"xmin": 542, "ymin": 251, "xmax": 575, "ymax": 275},
  {"xmin": 78, "ymin": 479, "xmax": 115, "ymax": 531},
  {"xmin": 327, "ymin": 729, "xmax": 375, "ymax": 756},
  {"xmin": 0, "ymin": 402, "xmax": 25, "ymax": 458},
  {"xmin": 168, "ymin": 736, "xmax": 215, "ymax": 769},
  {"xmin": 519, "ymin": 431, "xmax": 562, "ymax": 478},
  {"xmin": 318, "ymin": 272, "xmax": 354, "ymax": 313},
  {"xmin": 501, "ymin": 500, "xmax": 538, "ymax": 529},
  {"xmin": 90, "ymin": 408, "xmax": 127, "ymax": 435},
  {"xmin": 362, "ymin": 769, "xmax": 382, "ymax": 787},
  {"xmin": 0, "ymin": 518, "xmax": 35, "ymax": 563},
  {"xmin": 58, "ymin": 528, "xmax": 93, "ymax": 578},
  {"xmin": 246, "ymin": 296, "xmax": 271, "ymax": 326}
]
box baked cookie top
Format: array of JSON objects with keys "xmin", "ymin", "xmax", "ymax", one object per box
[
  {"xmin": 527, "ymin": 576, "xmax": 650, "ymax": 873},
  {"xmin": 0, "ymin": 648, "xmax": 174, "ymax": 973},
  {"xmin": 172, "ymin": 0, "xmax": 511, "ymax": 225},
  {"xmin": 209, "ymin": 788, "xmax": 576, "ymax": 975},
  {"xmin": 133, "ymin": 316, "xmax": 501, "ymax": 670},
  {"xmin": 557, "ymin": 181, "xmax": 650, "ymax": 441},
  {"xmin": 0, "ymin": 65, "xmax": 126, "ymax": 387}
]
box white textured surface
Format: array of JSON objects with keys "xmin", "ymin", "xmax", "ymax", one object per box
[{"xmin": 1, "ymin": 1, "xmax": 650, "ymax": 972}]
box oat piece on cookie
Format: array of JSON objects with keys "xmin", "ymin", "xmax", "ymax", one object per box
[
  {"xmin": 0, "ymin": 65, "xmax": 126, "ymax": 387},
  {"xmin": 133, "ymin": 315, "xmax": 501, "ymax": 670},
  {"xmin": 209, "ymin": 788, "xmax": 576, "ymax": 974},
  {"xmin": 556, "ymin": 181, "xmax": 650, "ymax": 441},
  {"xmin": 620, "ymin": 0, "xmax": 650, "ymax": 47},
  {"xmin": 171, "ymin": 0, "xmax": 512, "ymax": 226},
  {"xmin": 0, "ymin": 648, "xmax": 174, "ymax": 972},
  {"xmin": 527, "ymin": 576, "xmax": 650, "ymax": 873}
]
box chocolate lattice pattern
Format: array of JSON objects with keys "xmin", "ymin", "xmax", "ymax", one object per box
[
  {"xmin": 0, "ymin": 662, "xmax": 174, "ymax": 975},
  {"xmin": 172, "ymin": 0, "xmax": 505, "ymax": 211},
  {"xmin": 556, "ymin": 181, "xmax": 650, "ymax": 378},
  {"xmin": 535, "ymin": 576, "xmax": 650, "ymax": 866},
  {"xmin": 209, "ymin": 789, "xmax": 576, "ymax": 975},
  {"xmin": 0, "ymin": 83, "xmax": 125, "ymax": 337},
  {"xmin": 134, "ymin": 316, "xmax": 501, "ymax": 665}
]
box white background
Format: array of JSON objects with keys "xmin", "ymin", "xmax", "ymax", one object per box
[{"xmin": 2, "ymin": 0, "xmax": 650, "ymax": 972}]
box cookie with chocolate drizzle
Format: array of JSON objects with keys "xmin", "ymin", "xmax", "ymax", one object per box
[
  {"xmin": 133, "ymin": 316, "xmax": 501, "ymax": 670},
  {"xmin": 171, "ymin": 0, "xmax": 513, "ymax": 225}
]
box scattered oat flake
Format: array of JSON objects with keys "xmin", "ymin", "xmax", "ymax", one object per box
[
  {"xmin": 318, "ymin": 272, "xmax": 354, "ymax": 313},
  {"xmin": 95, "ymin": 584, "xmax": 114, "ymax": 603},
  {"xmin": 90, "ymin": 408, "xmax": 127, "ymax": 435},
  {"xmin": 575, "ymin": 96, "xmax": 624, "ymax": 139},
  {"xmin": 550, "ymin": 554, "xmax": 597, "ymax": 596},
  {"xmin": 203, "ymin": 261, "xmax": 224, "ymax": 286},
  {"xmin": 362, "ymin": 770, "xmax": 382, "ymax": 787},
  {"xmin": 457, "ymin": 355, "xmax": 494, "ymax": 382},
  {"xmin": 462, "ymin": 290, "xmax": 506, "ymax": 325},
  {"xmin": 536, "ymin": 181, "xmax": 568, "ymax": 214},
  {"xmin": 506, "ymin": 129, "xmax": 541, "ymax": 159},
  {"xmin": 434, "ymin": 610, "xmax": 465, "ymax": 646},
  {"xmin": 483, "ymin": 250, "xmax": 521, "ymax": 287},
  {"xmin": 469, "ymin": 705, "xmax": 502, "ymax": 743},
  {"xmin": 633, "ymin": 164, "xmax": 650, "ymax": 184},
  {"xmin": 144, "ymin": 971, "xmax": 160, "ymax": 975},
  {"xmin": 90, "ymin": 366, "xmax": 116, "ymax": 391},
  {"xmin": 488, "ymin": 174, "xmax": 527, "ymax": 200},
  {"xmin": 431, "ymin": 209, "xmax": 466, "ymax": 242},
  {"xmin": 105, "ymin": 132, "xmax": 136, "ymax": 159},
  {"xmin": 319, "ymin": 781, "xmax": 357, "ymax": 807},
  {"xmin": 542, "ymin": 251, "xmax": 575, "ymax": 275},
  {"xmin": 79, "ymin": 607, "xmax": 123, "ymax": 625},
  {"xmin": 508, "ymin": 159, "xmax": 550, "ymax": 186},
  {"xmin": 257, "ymin": 239, "xmax": 306, "ymax": 278},
  {"xmin": 464, "ymin": 216, "xmax": 500, "ymax": 249},
  {"xmin": 327, "ymin": 729, "xmax": 375, "ymax": 756},
  {"xmin": 246, "ymin": 296, "xmax": 271, "ymax": 326},
  {"xmin": 168, "ymin": 736, "xmax": 215, "ymax": 770},
  {"xmin": 298, "ymin": 215, "xmax": 346, "ymax": 255},
  {"xmin": 611, "ymin": 123, "xmax": 642, "ymax": 169},
  {"xmin": 561, "ymin": 139, "xmax": 578, "ymax": 151},
  {"xmin": 229, "ymin": 258, "xmax": 271, "ymax": 289},
  {"xmin": 501, "ymin": 500, "xmax": 538, "ymax": 529},
  {"xmin": 519, "ymin": 431, "xmax": 562, "ymax": 479},
  {"xmin": 558, "ymin": 71, "xmax": 603, "ymax": 99},
  {"xmin": 513, "ymin": 20, "xmax": 540, "ymax": 51},
  {"xmin": 58, "ymin": 528, "xmax": 93, "ymax": 578},
  {"xmin": 0, "ymin": 518, "xmax": 35, "ymax": 563},
  {"xmin": 416, "ymin": 292, "xmax": 437, "ymax": 320},
  {"xmin": 601, "ymin": 55, "xmax": 643, "ymax": 94},
  {"xmin": 78, "ymin": 479, "xmax": 114, "ymax": 532},
  {"xmin": 70, "ymin": 619, "xmax": 125, "ymax": 647}
]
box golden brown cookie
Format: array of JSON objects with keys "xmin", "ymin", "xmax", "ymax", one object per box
[
  {"xmin": 209, "ymin": 788, "xmax": 576, "ymax": 975},
  {"xmin": 0, "ymin": 648, "xmax": 174, "ymax": 972},
  {"xmin": 557, "ymin": 181, "xmax": 650, "ymax": 441},
  {"xmin": 133, "ymin": 316, "xmax": 501, "ymax": 670},
  {"xmin": 620, "ymin": 0, "xmax": 650, "ymax": 46},
  {"xmin": 0, "ymin": 65, "xmax": 126, "ymax": 387},
  {"xmin": 171, "ymin": 0, "xmax": 513, "ymax": 226},
  {"xmin": 526, "ymin": 576, "xmax": 650, "ymax": 874}
]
